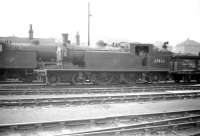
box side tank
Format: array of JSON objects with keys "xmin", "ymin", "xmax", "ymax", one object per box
[{"xmin": 67, "ymin": 43, "xmax": 172, "ymax": 71}]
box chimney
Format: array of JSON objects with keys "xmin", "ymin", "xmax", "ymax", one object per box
[
  {"xmin": 76, "ymin": 32, "xmax": 80, "ymax": 45},
  {"xmin": 62, "ymin": 33, "xmax": 70, "ymax": 44},
  {"xmin": 29, "ymin": 24, "xmax": 33, "ymax": 40}
]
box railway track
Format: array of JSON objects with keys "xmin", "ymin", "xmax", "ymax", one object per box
[
  {"xmin": 1, "ymin": 110, "xmax": 200, "ymax": 136},
  {"xmin": 1, "ymin": 91, "xmax": 200, "ymax": 107},
  {"xmin": 60, "ymin": 115, "xmax": 200, "ymax": 136},
  {"xmin": 0, "ymin": 84, "xmax": 200, "ymax": 95}
]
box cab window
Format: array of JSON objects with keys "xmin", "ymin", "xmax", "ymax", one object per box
[{"xmin": 135, "ymin": 46, "xmax": 149, "ymax": 56}]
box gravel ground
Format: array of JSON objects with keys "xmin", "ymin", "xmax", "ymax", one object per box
[
  {"xmin": 0, "ymin": 99, "xmax": 200, "ymax": 125},
  {"xmin": 0, "ymin": 92, "xmax": 172, "ymax": 100}
]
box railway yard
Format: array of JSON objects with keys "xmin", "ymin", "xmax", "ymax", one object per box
[
  {"xmin": 0, "ymin": 83, "xmax": 200, "ymax": 136},
  {"xmin": 1, "ymin": 1, "xmax": 200, "ymax": 135},
  {"xmin": 1, "ymin": 25, "xmax": 200, "ymax": 135}
]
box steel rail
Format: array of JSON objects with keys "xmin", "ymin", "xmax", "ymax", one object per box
[
  {"xmin": 0, "ymin": 85, "xmax": 200, "ymax": 95},
  {"xmin": 57, "ymin": 115, "xmax": 200, "ymax": 136},
  {"xmin": 0, "ymin": 110, "xmax": 199, "ymax": 134},
  {"xmin": 1, "ymin": 91, "xmax": 200, "ymax": 107}
]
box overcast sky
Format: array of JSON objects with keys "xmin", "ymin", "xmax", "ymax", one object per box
[{"xmin": 0, "ymin": 0, "xmax": 200, "ymax": 46}]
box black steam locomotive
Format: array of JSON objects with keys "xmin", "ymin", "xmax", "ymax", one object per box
[{"xmin": 37, "ymin": 42, "xmax": 172, "ymax": 85}]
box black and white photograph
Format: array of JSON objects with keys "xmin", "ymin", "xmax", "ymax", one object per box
[{"xmin": 0, "ymin": 0, "xmax": 200, "ymax": 135}]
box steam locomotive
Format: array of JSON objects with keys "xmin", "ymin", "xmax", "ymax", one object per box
[
  {"xmin": 38, "ymin": 42, "xmax": 172, "ymax": 85},
  {"xmin": 0, "ymin": 36, "xmax": 200, "ymax": 84}
]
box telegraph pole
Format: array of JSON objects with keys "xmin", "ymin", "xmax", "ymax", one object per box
[{"xmin": 88, "ymin": 2, "xmax": 91, "ymax": 46}]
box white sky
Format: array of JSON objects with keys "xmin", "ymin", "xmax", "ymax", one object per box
[{"xmin": 0, "ymin": 0, "xmax": 200, "ymax": 46}]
